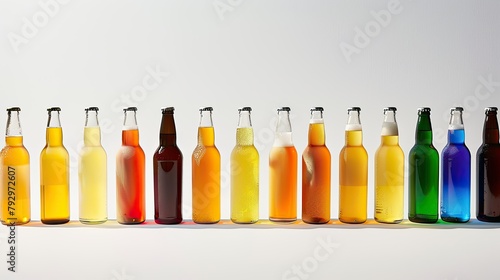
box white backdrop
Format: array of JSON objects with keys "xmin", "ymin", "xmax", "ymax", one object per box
[{"xmin": 0, "ymin": 0, "xmax": 499, "ymax": 279}]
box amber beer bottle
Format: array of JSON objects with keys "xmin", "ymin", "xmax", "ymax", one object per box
[
  {"xmin": 0, "ymin": 107, "xmax": 30, "ymax": 225},
  {"xmin": 477, "ymin": 107, "xmax": 500, "ymax": 222},
  {"xmin": 192, "ymin": 107, "xmax": 220, "ymax": 224},
  {"xmin": 269, "ymin": 107, "xmax": 297, "ymax": 222},
  {"xmin": 302, "ymin": 107, "xmax": 331, "ymax": 224},
  {"xmin": 154, "ymin": 107, "xmax": 183, "ymax": 224},
  {"xmin": 116, "ymin": 107, "xmax": 145, "ymax": 224},
  {"xmin": 339, "ymin": 107, "xmax": 368, "ymax": 223}
]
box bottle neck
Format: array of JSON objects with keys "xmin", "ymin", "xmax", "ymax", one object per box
[
  {"xmin": 6, "ymin": 111, "xmax": 22, "ymax": 137},
  {"xmin": 84, "ymin": 111, "xmax": 101, "ymax": 146},
  {"xmin": 122, "ymin": 129, "xmax": 139, "ymax": 146},
  {"xmin": 483, "ymin": 112, "xmax": 500, "ymax": 144},
  {"xmin": 160, "ymin": 113, "xmax": 177, "ymax": 146},
  {"xmin": 236, "ymin": 111, "xmax": 253, "ymax": 146},
  {"xmin": 276, "ymin": 111, "xmax": 292, "ymax": 133},
  {"xmin": 308, "ymin": 111, "xmax": 325, "ymax": 146},
  {"xmin": 198, "ymin": 127, "xmax": 215, "ymax": 146},
  {"xmin": 46, "ymin": 111, "xmax": 63, "ymax": 146},
  {"xmin": 415, "ymin": 113, "xmax": 433, "ymax": 144},
  {"xmin": 381, "ymin": 111, "xmax": 399, "ymax": 136},
  {"xmin": 345, "ymin": 110, "xmax": 362, "ymax": 146}
]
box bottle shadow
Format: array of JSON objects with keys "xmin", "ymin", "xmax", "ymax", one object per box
[{"xmin": 19, "ymin": 219, "xmax": 500, "ymax": 229}]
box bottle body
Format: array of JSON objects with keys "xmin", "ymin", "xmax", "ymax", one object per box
[
  {"xmin": 154, "ymin": 107, "xmax": 183, "ymax": 224},
  {"xmin": 79, "ymin": 123, "xmax": 107, "ymax": 224},
  {"xmin": 116, "ymin": 108, "xmax": 145, "ymax": 224},
  {"xmin": 192, "ymin": 127, "xmax": 220, "ymax": 223},
  {"xmin": 1, "ymin": 136, "xmax": 30, "ymax": 226},
  {"xmin": 409, "ymin": 108, "xmax": 439, "ymax": 223},
  {"xmin": 40, "ymin": 127, "xmax": 70, "ymax": 224},
  {"xmin": 441, "ymin": 108, "xmax": 470, "ymax": 223},
  {"xmin": 302, "ymin": 108, "xmax": 331, "ymax": 224},
  {"xmin": 231, "ymin": 127, "xmax": 259, "ymax": 224},
  {"xmin": 477, "ymin": 107, "xmax": 500, "ymax": 222},
  {"xmin": 192, "ymin": 107, "xmax": 220, "ymax": 224},
  {"xmin": 375, "ymin": 107, "xmax": 404, "ymax": 224}
]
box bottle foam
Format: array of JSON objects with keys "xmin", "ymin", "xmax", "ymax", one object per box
[
  {"xmin": 273, "ymin": 132, "xmax": 293, "ymax": 147},
  {"xmin": 381, "ymin": 123, "xmax": 398, "ymax": 136},
  {"xmin": 345, "ymin": 124, "xmax": 362, "ymax": 131}
]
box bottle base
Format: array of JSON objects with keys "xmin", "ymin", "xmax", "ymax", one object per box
[
  {"xmin": 118, "ymin": 218, "xmax": 145, "ymax": 225},
  {"xmin": 477, "ymin": 215, "xmax": 500, "ymax": 223},
  {"xmin": 231, "ymin": 219, "xmax": 258, "ymax": 224},
  {"xmin": 441, "ymin": 217, "xmax": 469, "ymax": 223},
  {"xmin": 80, "ymin": 219, "xmax": 107, "ymax": 225},
  {"xmin": 269, "ymin": 217, "xmax": 297, "ymax": 223},
  {"xmin": 155, "ymin": 218, "xmax": 183, "ymax": 224},
  {"xmin": 303, "ymin": 218, "xmax": 330, "ymax": 224},
  {"xmin": 1, "ymin": 219, "xmax": 31, "ymax": 226},
  {"xmin": 42, "ymin": 219, "xmax": 70, "ymax": 225},
  {"xmin": 409, "ymin": 215, "xmax": 438, "ymax": 223},
  {"xmin": 374, "ymin": 217, "xmax": 403, "ymax": 224},
  {"xmin": 339, "ymin": 217, "xmax": 366, "ymax": 224},
  {"xmin": 193, "ymin": 220, "xmax": 220, "ymax": 224}
]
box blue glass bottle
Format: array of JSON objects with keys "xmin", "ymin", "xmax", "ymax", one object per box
[{"xmin": 441, "ymin": 107, "xmax": 470, "ymax": 222}]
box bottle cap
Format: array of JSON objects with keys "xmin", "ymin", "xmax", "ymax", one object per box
[
  {"xmin": 450, "ymin": 107, "xmax": 463, "ymax": 112},
  {"xmin": 277, "ymin": 107, "xmax": 291, "ymax": 112},
  {"xmin": 238, "ymin": 107, "xmax": 252, "ymax": 112},
  {"xmin": 348, "ymin": 107, "xmax": 361, "ymax": 112},
  {"xmin": 161, "ymin": 107, "xmax": 175, "ymax": 113},
  {"xmin": 6, "ymin": 107, "xmax": 21, "ymax": 112},
  {"xmin": 384, "ymin": 107, "xmax": 397, "ymax": 112},
  {"xmin": 47, "ymin": 107, "xmax": 61, "ymax": 112},
  {"xmin": 85, "ymin": 107, "xmax": 99, "ymax": 112},
  {"xmin": 485, "ymin": 107, "xmax": 498, "ymax": 113},
  {"xmin": 124, "ymin": 107, "xmax": 137, "ymax": 112},
  {"xmin": 418, "ymin": 107, "xmax": 431, "ymax": 113},
  {"xmin": 199, "ymin": 107, "xmax": 213, "ymax": 112},
  {"xmin": 310, "ymin": 107, "xmax": 324, "ymax": 112}
]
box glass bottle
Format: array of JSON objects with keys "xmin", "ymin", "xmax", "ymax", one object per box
[
  {"xmin": 477, "ymin": 107, "xmax": 500, "ymax": 222},
  {"xmin": 154, "ymin": 107, "xmax": 183, "ymax": 224},
  {"xmin": 302, "ymin": 107, "xmax": 331, "ymax": 224},
  {"xmin": 338, "ymin": 107, "xmax": 368, "ymax": 223},
  {"xmin": 40, "ymin": 107, "xmax": 70, "ymax": 224},
  {"xmin": 269, "ymin": 107, "xmax": 297, "ymax": 222},
  {"xmin": 441, "ymin": 107, "xmax": 470, "ymax": 223},
  {"xmin": 408, "ymin": 107, "xmax": 439, "ymax": 223},
  {"xmin": 116, "ymin": 107, "xmax": 145, "ymax": 224},
  {"xmin": 192, "ymin": 107, "xmax": 220, "ymax": 224},
  {"xmin": 230, "ymin": 107, "xmax": 259, "ymax": 224},
  {"xmin": 374, "ymin": 107, "xmax": 404, "ymax": 224},
  {"xmin": 79, "ymin": 107, "xmax": 107, "ymax": 224},
  {"xmin": 0, "ymin": 107, "xmax": 30, "ymax": 225}
]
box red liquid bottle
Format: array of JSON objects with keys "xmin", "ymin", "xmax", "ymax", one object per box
[
  {"xmin": 116, "ymin": 107, "xmax": 145, "ymax": 224},
  {"xmin": 154, "ymin": 107, "xmax": 183, "ymax": 224}
]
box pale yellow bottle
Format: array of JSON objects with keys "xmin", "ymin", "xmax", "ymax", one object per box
[
  {"xmin": 0, "ymin": 107, "xmax": 30, "ymax": 225},
  {"xmin": 40, "ymin": 107, "xmax": 70, "ymax": 224},
  {"xmin": 79, "ymin": 107, "xmax": 107, "ymax": 224},
  {"xmin": 339, "ymin": 107, "xmax": 368, "ymax": 223},
  {"xmin": 375, "ymin": 107, "xmax": 404, "ymax": 224},
  {"xmin": 230, "ymin": 107, "xmax": 259, "ymax": 224}
]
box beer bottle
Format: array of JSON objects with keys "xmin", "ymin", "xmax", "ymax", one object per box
[
  {"xmin": 230, "ymin": 107, "xmax": 259, "ymax": 224},
  {"xmin": 116, "ymin": 107, "xmax": 145, "ymax": 224},
  {"xmin": 441, "ymin": 107, "xmax": 470, "ymax": 223},
  {"xmin": 0, "ymin": 107, "xmax": 30, "ymax": 225},
  {"xmin": 302, "ymin": 107, "xmax": 331, "ymax": 224},
  {"xmin": 374, "ymin": 107, "xmax": 404, "ymax": 224},
  {"xmin": 192, "ymin": 107, "xmax": 220, "ymax": 224},
  {"xmin": 408, "ymin": 107, "xmax": 439, "ymax": 223},
  {"xmin": 40, "ymin": 107, "xmax": 70, "ymax": 224},
  {"xmin": 269, "ymin": 107, "xmax": 297, "ymax": 222},
  {"xmin": 154, "ymin": 107, "xmax": 183, "ymax": 224},
  {"xmin": 477, "ymin": 107, "xmax": 500, "ymax": 222},
  {"xmin": 79, "ymin": 107, "xmax": 107, "ymax": 224},
  {"xmin": 339, "ymin": 107, "xmax": 367, "ymax": 224}
]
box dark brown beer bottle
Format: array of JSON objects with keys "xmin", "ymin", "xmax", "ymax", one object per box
[
  {"xmin": 477, "ymin": 107, "xmax": 500, "ymax": 222},
  {"xmin": 154, "ymin": 107, "xmax": 183, "ymax": 224}
]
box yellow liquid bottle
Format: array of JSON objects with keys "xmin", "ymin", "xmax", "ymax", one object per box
[
  {"xmin": 0, "ymin": 107, "xmax": 30, "ymax": 225},
  {"xmin": 339, "ymin": 107, "xmax": 368, "ymax": 223},
  {"xmin": 40, "ymin": 107, "xmax": 70, "ymax": 224},
  {"xmin": 375, "ymin": 107, "xmax": 404, "ymax": 224},
  {"xmin": 230, "ymin": 107, "xmax": 259, "ymax": 224},
  {"xmin": 192, "ymin": 107, "xmax": 220, "ymax": 224},
  {"xmin": 79, "ymin": 107, "xmax": 107, "ymax": 224}
]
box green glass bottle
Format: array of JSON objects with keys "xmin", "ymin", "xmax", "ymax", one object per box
[{"xmin": 408, "ymin": 107, "xmax": 439, "ymax": 223}]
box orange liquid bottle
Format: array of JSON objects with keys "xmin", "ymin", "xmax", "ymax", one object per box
[
  {"xmin": 116, "ymin": 107, "xmax": 145, "ymax": 224},
  {"xmin": 302, "ymin": 107, "xmax": 331, "ymax": 224},
  {"xmin": 269, "ymin": 107, "xmax": 297, "ymax": 222},
  {"xmin": 192, "ymin": 107, "xmax": 220, "ymax": 224},
  {"xmin": 339, "ymin": 107, "xmax": 368, "ymax": 224}
]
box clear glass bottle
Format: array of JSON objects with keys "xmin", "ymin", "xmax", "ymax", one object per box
[
  {"xmin": 40, "ymin": 107, "xmax": 70, "ymax": 224},
  {"xmin": 269, "ymin": 107, "xmax": 297, "ymax": 222},
  {"xmin": 374, "ymin": 107, "xmax": 404, "ymax": 224},
  {"xmin": 338, "ymin": 107, "xmax": 368, "ymax": 223},
  {"xmin": 0, "ymin": 107, "xmax": 30, "ymax": 225},
  {"xmin": 79, "ymin": 107, "xmax": 107, "ymax": 224},
  {"xmin": 192, "ymin": 107, "xmax": 220, "ymax": 224},
  {"xmin": 116, "ymin": 107, "xmax": 145, "ymax": 224},
  {"xmin": 230, "ymin": 107, "xmax": 259, "ymax": 224}
]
